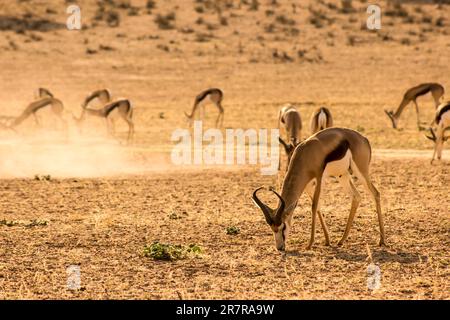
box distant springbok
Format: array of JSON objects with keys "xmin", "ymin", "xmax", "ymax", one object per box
[
  {"xmin": 185, "ymin": 88, "xmax": 224, "ymax": 127},
  {"xmin": 425, "ymin": 102, "xmax": 450, "ymax": 163},
  {"xmin": 277, "ymin": 104, "xmax": 302, "ymax": 170},
  {"xmin": 7, "ymin": 96, "xmax": 66, "ymax": 129},
  {"xmin": 73, "ymin": 98, "xmax": 134, "ymax": 143},
  {"xmin": 310, "ymin": 107, "xmax": 333, "ymax": 135},
  {"xmin": 385, "ymin": 83, "xmax": 444, "ymax": 130}
]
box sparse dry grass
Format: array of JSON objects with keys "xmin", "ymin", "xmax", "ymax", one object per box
[{"xmin": 0, "ymin": 160, "xmax": 448, "ymax": 299}]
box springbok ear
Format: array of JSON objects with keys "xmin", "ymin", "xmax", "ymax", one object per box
[
  {"xmin": 279, "ymin": 137, "xmax": 294, "ymax": 155},
  {"xmin": 425, "ymin": 134, "xmax": 435, "ymax": 142}
]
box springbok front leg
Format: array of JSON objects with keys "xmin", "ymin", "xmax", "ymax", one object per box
[
  {"xmin": 307, "ymin": 176, "xmax": 323, "ymax": 250},
  {"xmin": 337, "ymin": 173, "xmax": 361, "ymax": 246},
  {"xmin": 305, "ymin": 180, "xmax": 330, "ymax": 246},
  {"xmin": 33, "ymin": 113, "xmax": 41, "ymax": 127},
  {"xmin": 215, "ymin": 102, "xmax": 224, "ymax": 128},
  {"xmin": 125, "ymin": 116, "xmax": 135, "ymax": 144},
  {"xmin": 354, "ymin": 165, "xmax": 386, "ymax": 246},
  {"xmin": 413, "ymin": 100, "xmax": 423, "ymax": 129}
]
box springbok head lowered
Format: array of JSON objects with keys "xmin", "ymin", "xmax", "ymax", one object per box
[
  {"xmin": 384, "ymin": 110, "xmax": 398, "ymax": 129},
  {"xmin": 425, "ymin": 127, "xmax": 450, "ymax": 162},
  {"xmin": 252, "ymin": 187, "xmax": 289, "ymax": 251}
]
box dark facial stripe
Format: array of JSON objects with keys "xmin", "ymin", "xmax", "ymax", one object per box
[
  {"xmin": 282, "ymin": 224, "xmax": 287, "ymax": 242},
  {"xmin": 436, "ymin": 103, "xmax": 450, "ymax": 124},
  {"xmin": 324, "ymin": 139, "xmax": 350, "ymax": 165}
]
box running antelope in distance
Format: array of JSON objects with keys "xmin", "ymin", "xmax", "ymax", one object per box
[
  {"xmin": 6, "ymin": 96, "xmax": 66, "ymax": 129},
  {"xmin": 277, "ymin": 104, "xmax": 302, "ymax": 170},
  {"xmin": 425, "ymin": 102, "xmax": 450, "ymax": 163},
  {"xmin": 384, "ymin": 83, "xmax": 445, "ymax": 130},
  {"xmin": 185, "ymin": 88, "xmax": 224, "ymax": 128},
  {"xmin": 73, "ymin": 98, "xmax": 134, "ymax": 143},
  {"xmin": 252, "ymin": 127, "xmax": 386, "ymax": 251},
  {"xmin": 310, "ymin": 107, "xmax": 333, "ymax": 135}
]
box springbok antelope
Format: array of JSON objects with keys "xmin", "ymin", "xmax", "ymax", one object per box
[
  {"xmin": 8, "ymin": 97, "xmax": 66, "ymax": 128},
  {"xmin": 277, "ymin": 104, "xmax": 302, "ymax": 170},
  {"xmin": 310, "ymin": 107, "xmax": 333, "ymax": 135},
  {"xmin": 252, "ymin": 127, "xmax": 386, "ymax": 251},
  {"xmin": 73, "ymin": 98, "xmax": 134, "ymax": 143},
  {"xmin": 384, "ymin": 83, "xmax": 444, "ymax": 130},
  {"xmin": 185, "ymin": 88, "xmax": 224, "ymax": 127},
  {"xmin": 425, "ymin": 102, "xmax": 450, "ymax": 163}
]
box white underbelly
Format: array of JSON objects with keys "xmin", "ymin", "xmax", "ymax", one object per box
[{"xmin": 323, "ymin": 150, "xmax": 352, "ymax": 178}]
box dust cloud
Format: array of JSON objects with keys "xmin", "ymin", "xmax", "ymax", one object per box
[{"xmin": 0, "ymin": 126, "xmax": 168, "ymax": 179}]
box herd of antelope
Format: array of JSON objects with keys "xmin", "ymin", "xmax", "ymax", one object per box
[
  {"xmin": 0, "ymin": 88, "xmax": 135, "ymax": 143},
  {"xmin": 0, "ymin": 83, "xmax": 448, "ymax": 252},
  {"xmin": 254, "ymin": 82, "xmax": 449, "ymax": 251}
]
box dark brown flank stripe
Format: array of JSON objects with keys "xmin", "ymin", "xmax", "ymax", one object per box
[
  {"xmin": 195, "ymin": 88, "xmax": 222, "ymax": 104},
  {"xmin": 324, "ymin": 139, "xmax": 350, "ymax": 165},
  {"xmin": 436, "ymin": 103, "xmax": 450, "ymax": 124},
  {"xmin": 413, "ymin": 85, "xmax": 432, "ymax": 98}
]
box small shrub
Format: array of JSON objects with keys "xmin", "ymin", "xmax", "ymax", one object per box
[
  {"xmin": 34, "ymin": 174, "xmax": 51, "ymax": 181},
  {"xmin": 155, "ymin": 13, "xmax": 176, "ymax": 30},
  {"xmin": 106, "ymin": 10, "xmax": 120, "ymax": 27},
  {"xmin": 249, "ymin": 0, "xmax": 259, "ymax": 11},
  {"xmin": 143, "ymin": 242, "xmax": 202, "ymax": 261},
  {"xmin": 226, "ymin": 226, "xmax": 240, "ymax": 235},
  {"xmin": 146, "ymin": 0, "xmax": 156, "ymax": 10},
  {"xmin": 0, "ymin": 219, "xmax": 48, "ymax": 227},
  {"xmin": 341, "ymin": 0, "xmax": 355, "ymax": 14},
  {"xmin": 400, "ymin": 37, "xmax": 411, "ymax": 46},
  {"xmin": 275, "ymin": 15, "xmax": 295, "ymax": 26}
]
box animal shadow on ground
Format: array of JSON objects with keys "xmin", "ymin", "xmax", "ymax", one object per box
[{"xmin": 331, "ymin": 246, "xmax": 425, "ymax": 264}]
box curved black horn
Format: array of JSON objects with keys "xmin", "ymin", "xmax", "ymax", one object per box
[
  {"xmin": 271, "ymin": 189, "xmax": 286, "ymax": 226},
  {"xmin": 252, "ymin": 187, "xmax": 273, "ymax": 225},
  {"xmin": 384, "ymin": 110, "xmax": 397, "ymax": 129},
  {"xmin": 425, "ymin": 128, "xmax": 437, "ymax": 142}
]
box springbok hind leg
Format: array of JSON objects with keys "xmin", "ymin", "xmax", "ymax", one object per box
[
  {"xmin": 363, "ymin": 175, "xmax": 386, "ymax": 246},
  {"xmin": 337, "ymin": 173, "xmax": 361, "ymax": 246}
]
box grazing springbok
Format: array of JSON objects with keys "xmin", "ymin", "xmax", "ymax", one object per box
[
  {"xmin": 384, "ymin": 83, "xmax": 444, "ymax": 130},
  {"xmin": 425, "ymin": 102, "xmax": 450, "ymax": 163},
  {"xmin": 252, "ymin": 127, "xmax": 386, "ymax": 251},
  {"xmin": 73, "ymin": 98, "xmax": 134, "ymax": 143},
  {"xmin": 277, "ymin": 104, "xmax": 302, "ymax": 170},
  {"xmin": 185, "ymin": 88, "xmax": 224, "ymax": 127},
  {"xmin": 7, "ymin": 97, "xmax": 66, "ymax": 129},
  {"xmin": 310, "ymin": 107, "xmax": 333, "ymax": 135}
]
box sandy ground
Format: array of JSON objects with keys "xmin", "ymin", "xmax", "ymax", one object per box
[{"xmin": 0, "ymin": 0, "xmax": 449, "ymax": 299}]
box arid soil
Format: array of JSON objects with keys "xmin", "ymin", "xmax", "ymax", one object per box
[{"xmin": 0, "ymin": 0, "xmax": 449, "ymax": 299}]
